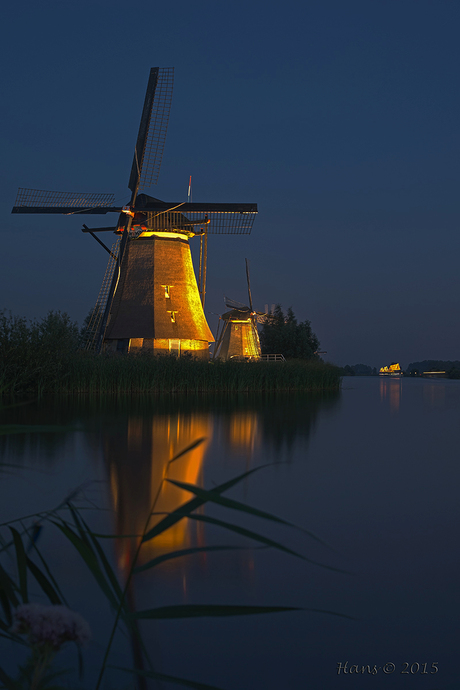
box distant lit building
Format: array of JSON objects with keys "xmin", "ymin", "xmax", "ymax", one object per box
[{"xmin": 379, "ymin": 362, "xmax": 403, "ymax": 377}]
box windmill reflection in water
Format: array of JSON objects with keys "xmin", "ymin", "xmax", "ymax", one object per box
[
  {"xmin": 103, "ymin": 409, "xmax": 262, "ymax": 578},
  {"xmin": 105, "ymin": 412, "xmax": 212, "ymax": 576}
]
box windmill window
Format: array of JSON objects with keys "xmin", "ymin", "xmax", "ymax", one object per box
[
  {"xmin": 162, "ymin": 285, "xmax": 172, "ymax": 298},
  {"xmin": 167, "ymin": 311, "xmax": 177, "ymax": 323}
]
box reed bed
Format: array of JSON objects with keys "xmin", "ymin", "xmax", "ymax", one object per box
[
  {"xmin": 0, "ymin": 352, "xmax": 340, "ymax": 395},
  {"xmin": 11, "ymin": 353, "xmax": 340, "ymax": 396},
  {"xmin": 1, "ymin": 310, "xmax": 340, "ymax": 396}
]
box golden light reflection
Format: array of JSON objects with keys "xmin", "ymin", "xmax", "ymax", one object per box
[
  {"xmin": 379, "ymin": 377, "xmax": 402, "ymax": 413},
  {"xmin": 104, "ymin": 412, "xmax": 212, "ymax": 575},
  {"xmin": 102, "ymin": 399, "xmax": 314, "ymax": 580},
  {"xmin": 225, "ymin": 412, "xmax": 261, "ymax": 456},
  {"xmin": 146, "ymin": 415, "xmax": 209, "ymax": 552}
]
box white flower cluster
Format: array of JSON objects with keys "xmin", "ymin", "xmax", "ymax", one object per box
[{"xmin": 11, "ymin": 603, "xmax": 91, "ymax": 650}]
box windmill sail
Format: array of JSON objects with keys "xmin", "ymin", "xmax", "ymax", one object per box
[
  {"xmin": 128, "ymin": 67, "xmax": 174, "ymax": 194},
  {"xmin": 12, "ymin": 67, "xmax": 257, "ymax": 359},
  {"xmin": 134, "ymin": 196, "xmax": 257, "ymax": 234},
  {"xmin": 245, "ymin": 258, "xmax": 253, "ymax": 311},
  {"xmin": 84, "ymin": 237, "xmax": 121, "ymax": 351},
  {"xmin": 12, "ymin": 189, "xmax": 118, "ymax": 215},
  {"xmin": 224, "ymin": 296, "xmax": 249, "ymax": 311}
]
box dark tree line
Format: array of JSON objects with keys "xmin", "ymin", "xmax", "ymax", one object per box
[
  {"xmin": 407, "ymin": 360, "xmax": 460, "ymax": 378},
  {"xmin": 340, "ymin": 364, "xmax": 378, "ymax": 376},
  {"xmin": 259, "ymin": 305, "xmax": 320, "ymax": 360},
  {"xmin": 0, "ymin": 310, "xmax": 81, "ymax": 395}
]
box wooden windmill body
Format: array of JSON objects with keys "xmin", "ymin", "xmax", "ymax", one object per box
[
  {"xmin": 214, "ymin": 308, "xmax": 262, "ymax": 361},
  {"xmin": 213, "ymin": 260, "xmax": 265, "ymax": 361},
  {"xmin": 12, "ymin": 68, "xmax": 257, "ymax": 358},
  {"xmin": 102, "ymin": 200, "xmax": 214, "ymax": 357}
]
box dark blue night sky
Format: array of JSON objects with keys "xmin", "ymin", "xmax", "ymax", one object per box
[{"xmin": 2, "ymin": 0, "xmax": 459, "ymax": 367}]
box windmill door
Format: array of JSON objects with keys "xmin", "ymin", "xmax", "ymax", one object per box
[{"xmin": 169, "ymin": 339, "xmax": 181, "ymax": 356}]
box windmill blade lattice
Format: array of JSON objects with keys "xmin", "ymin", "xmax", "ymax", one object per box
[
  {"xmin": 245, "ymin": 258, "xmax": 253, "ymax": 311},
  {"xmin": 224, "ymin": 296, "xmax": 249, "ymax": 311},
  {"xmin": 129, "ymin": 67, "xmax": 174, "ymax": 194},
  {"xmin": 194, "ymin": 210, "xmax": 256, "ymax": 235},
  {"xmin": 12, "ymin": 189, "xmax": 118, "ymax": 215},
  {"xmin": 138, "ymin": 200, "xmax": 257, "ymax": 235},
  {"xmin": 83, "ymin": 236, "xmax": 121, "ymax": 351},
  {"xmin": 11, "ymin": 67, "xmax": 258, "ymax": 359},
  {"xmin": 146, "ymin": 210, "xmax": 256, "ymax": 235}
]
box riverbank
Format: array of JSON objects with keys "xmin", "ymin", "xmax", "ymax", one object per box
[{"xmin": 1, "ymin": 352, "xmax": 341, "ymax": 396}]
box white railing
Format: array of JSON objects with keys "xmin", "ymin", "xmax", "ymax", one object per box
[{"xmin": 227, "ymin": 354, "xmax": 285, "ymax": 363}]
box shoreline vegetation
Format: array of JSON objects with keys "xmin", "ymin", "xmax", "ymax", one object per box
[
  {"xmin": 2, "ymin": 352, "xmax": 341, "ymax": 396},
  {"xmin": 0, "ymin": 310, "xmax": 341, "ymax": 397}
]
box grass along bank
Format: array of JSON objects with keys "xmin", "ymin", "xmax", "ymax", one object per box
[
  {"xmin": 2, "ymin": 351, "xmax": 340, "ymax": 396},
  {"xmin": 0, "ymin": 310, "xmax": 340, "ymax": 396},
  {"xmin": 58, "ymin": 354, "xmax": 340, "ymax": 394}
]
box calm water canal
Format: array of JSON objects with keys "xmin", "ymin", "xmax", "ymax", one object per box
[{"xmin": 0, "ymin": 377, "xmax": 458, "ymax": 689}]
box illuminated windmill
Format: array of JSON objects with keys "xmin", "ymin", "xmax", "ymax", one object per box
[
  {"xmin": 213, "ymin": 259, "xmax": 266, "ymax": 361},
  {"xmin": 12, "ymin": 68, "xmax": 257, "ymax": 358}
]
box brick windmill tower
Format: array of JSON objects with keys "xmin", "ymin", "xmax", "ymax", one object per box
[
  {"xmin": 12, "ymin": 68, "xmax": 257, "ymax": 358},
  {"xmin": 213, "ymin": 259, "xmax": 266, "ymax": 361}
]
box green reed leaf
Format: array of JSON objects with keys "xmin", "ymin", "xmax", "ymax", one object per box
[
  {"xmin": 0, "ymin": 562, "xmax": 19, "ymax": 608},
  {"xmin": 131, "ymin": 604, "xmax": 301, "ymax": 620},
  {"xmin": 53, "ymin": 480, "xmax": 94, "ymax": 511},
  {"xmin": 66, "ymin": 503, "xmax": 92, "ymax": 550},
  {"xmin": 74, "ymin": 511, "xmax": 124, "ymax": 604},
  {"xmin": 25, "ymin": 536, "xmax": 68, "ymax": 607},
  {"xmin": 71, "ymin": 509, "xmax": 140, "ymax": 654},
  {"xmin": 165, "ymin": 479, "xmax": 330, "ymax": 547},
  {"xmin": 0, "ymin": 592, "xmax": 12, "ymax": 628},
  {"xmin": 0, "ymin": 629, "xmax": 28, "ymax": 643},
  {"xmin": 8, "ymin": 528, "xmax": 27, "ymax": 603},
  {"xmin": 25, "ymin": 558, "xmax": 61, "ymax": 605},
  {"xmin": 168, "ymin": 438, "xmax": 207, "ymax": 464},
  {"xmin": 51, "ymin": 521, "xmax": 118, "ymax": 610},
  {"xmin": 142, "ymin": 464, "xmax": 272, "ymax": 544},
  {"xmin": 185, "ymin": 514, "xmax": 349, "ymax": 573},
  {"xmin": 131, "ymin": 604, "xmax": 355, "ymax": 622}
]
